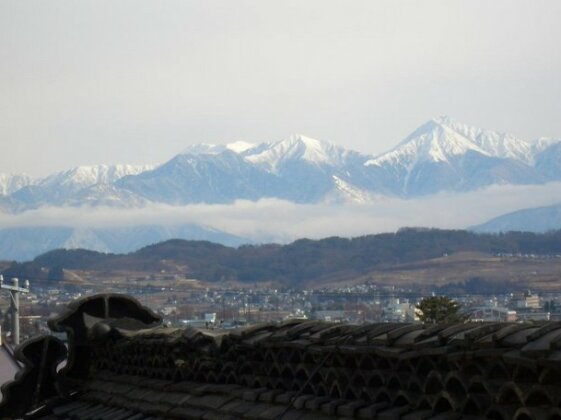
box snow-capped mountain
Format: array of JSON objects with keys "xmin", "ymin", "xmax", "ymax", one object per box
[
  {"xmin": 0, "ymin": 173, "xmax": 33, "ymax": 196},
  {"xmin": 116, "ymin": 151, "xmax": 279, "ymax": 204},
  {"xmin": 117, "ymin": 134, "xmax": 372, "ymax": 204},
  {"xmin": 364, "ymin": 116, "xmax": 550, "ymax": 196},
  {"xmin": 9, "ymin": 164, "xmax": 153, "ymax": 209},
  {"xmin": 2, "ymin": 117, "xmax": 561, "ymax": 211},
  {"xmin": 434, "ymin": 116, "xmax": 534, "ymax": 163},
  {"xmin": 243, "ymin": 134, "xmax": 355, "ymax": 172},
  {"xmin": 2, "ymin": 117, "xmax": 561, "ymax": 259},
  {"xmin": 367, "ymin": 118, "xmax": 492, "ymax": 168},
  {"xmin": 242, "ymin": 134, "xmax": 372, "ymax": 202},
  {"xmin": 38, "ymin": 164, "xmax": 154, "ymax": 191},
  {"xmin": 182, "ymin": 141, "xmax": 256, "ymax": 156}
]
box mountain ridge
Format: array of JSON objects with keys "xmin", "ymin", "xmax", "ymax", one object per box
[
  {"xmin": 472, "ymin": 202, "xmax": 561, "ymax": 234},
  {"xmin": 2, "ymin": 117, "xmax": 561, "ymax": 210},
  {"xmin": 5, "ymin": 228, "xmax": 561, "ymax": 289},
  {"xmin": 363, "ymin": 116, "xmax": 551, "ymax": 196},
  {"xmin": 0, "ymin": 224, "xmax": 248, "ymax": 261}
]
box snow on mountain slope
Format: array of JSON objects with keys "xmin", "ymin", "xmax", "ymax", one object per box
[
  {"xmin": 435, "ymin": 116, "xmax": 534, "ymax": 164},
  {"xmin": 38, "ymin": 164, "xmax": 154, "ymax": 190},
  {"xmin": 67, "ymin": 183, "xmax": 149, "ymax": 207},
  {"xmin": 533, "ymin": 137, "xmax": 561, "ymax": 154},
  {"xmin": 363, "ymin": 116, "xmax": 541, "ymax": 196},
  {"xmin": 182, "ymin": 141, "xmax": 255, "ymax": 156},
  {"xmin": 114, "ymin": 134, "xmax": 374, "ymax": 205},
  {"xmin": 326, "ymin": 175, "xmax": 378, "ymax": 203},
  {"xmin": 227, "ymin": 141, "xmax": 257, "ymax": 154},
  {"xmin": 0, "ymin": 173, "xmax": 33, "ymax": 195},
  {"xmin": 366, "ymin": 119, "xmax": 487, "ymax": 170},
  {"xmin": 244, "ymin": 134, "xmax": 353, "ymax": 173},
  {"xmin": 115, "ymin": 151, "xmax": 279, "ymax": 204},
  {"xmin": 63, "ymin": 228, "xmax": 111, "ymax": 253},
  {"xmin": 7, "ymin": 164, "xmax": 154, "ymax": 209},
  {"xmin": 365, "ymin": 116, "xmax": 532, "ymax": 168},
  {"xmin": 2, "ymin": 117, "xmax": 561, "ymax": 211}
]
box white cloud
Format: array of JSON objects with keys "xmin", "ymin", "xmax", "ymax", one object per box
[{"xmin": 1, "ymin": 183, "xmax": 560, "ymax": 243}]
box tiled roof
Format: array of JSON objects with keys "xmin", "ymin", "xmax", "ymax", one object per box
[
  {"xmin": 0, "ymin": 343, "xmax": 20, "ymax": 402},
  {"xmin": 3, "ymin": 294, "xmax": 561, "ymax": 419}
]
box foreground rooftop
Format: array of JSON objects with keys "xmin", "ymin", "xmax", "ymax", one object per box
[{"xmin": 2, "ymin": 293, "xmax": 561, "ymax": 419}]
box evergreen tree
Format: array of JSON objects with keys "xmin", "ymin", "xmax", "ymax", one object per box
[{"xmin": 416, "ymin": 296, "xmax": 464, "ymax": 324}]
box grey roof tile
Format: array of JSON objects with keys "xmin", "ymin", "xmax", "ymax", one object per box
[
  {"xmin": 126, "ymin": 388, "xmax": 153, "ymax": 401},
  {"xmin": 121, "ymin": 413, "xmax": 145, "ymax": 420},
  {"xmin": 303, "ymin": 396, "xmax": 331, "ymax": 411},
  {"xmin": 219, "ymin": 399, "xmax": 258, "ymax": 417},
  {"xmin": 186, "ymin": 394, "xmax": 235, "ymax": 410},
  {"xmin": 319, "ymin": 399, "xmax": 347, "ymax": 416},
  {"xmin": 167, "ymin": 406, "xmax": 207, "ymax": 419},
  {"xmin": 99, "ymin": 408, "xmax": 134, "ymax": 420},
  {"xmin": 201, "ymin": 412, "xmax": 237, "ymax": 420},
  {"xmin": 336, "ymin": 400, "xmax": 368, "ymax": 417},
  {"xmin": 243, "ymin": 402, "xmax": 282, "ymax": 419},
  {"xmin": 14, "ymin": 294, "xmax": 561, "ymax": 420},
  {"xmin": 355, "ymin": 402, "xmax": 391, "ymax": 418},
  {"xmin": 521, "ymin": 329, "xmax": 561, "ymax": 357},
  {"xmin": 376, "ymin": 405, "xmax": 412, "ymax": 419},
  {"xmin": 52, "ymin": 401, "xmax": 85, "ymax": 416},
  {"xmin": 272, "ymin": 391, "xmax": 298, "ymax": 405}
]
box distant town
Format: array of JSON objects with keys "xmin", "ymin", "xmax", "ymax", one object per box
[{"xmin": 1, "ymin": 273, "xmax": 557, "ymax": 346}]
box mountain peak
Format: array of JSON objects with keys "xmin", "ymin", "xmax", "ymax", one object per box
[
  {"xmin": 182, "ymin": 143, "xmax": 223, "ymax": 155},
  {"xmin": 278, "ymin": 134, "xmax": 336, "ymax": 153},
  {"xmin": 39, "ymin": 164, "xmax": 153, "ymax": 189},
  {"xmin": 227, "ymin": 141, "xmax": 256, "ymax": 154},
  {"xmin": 0, "ymin": 173, "xmax": 34, "ymax": 196},
  {"xmin": 367, "ymin": 116, "xmax": 535, "ymax": 169},
  {"xmin": 366, "ymin": 118, "xmax": 487, "ymax": 169},
  {"xmin": 244, "ymin": 134, "xmax": 349, "ymax": 172},
  {"xmin": 284, "ymin": 133, "xmax": 322, "ymax": 143},
  {"xmin": 182, "ymin": 141, "xmax": 256, "ymax": 156},
  {"xmin": 431, "ymin": 115, "xmax": 455, "ymax": 125},
  {"xmin": 3, "ymin": 119, "xmax": 561, "ymax": 213}
]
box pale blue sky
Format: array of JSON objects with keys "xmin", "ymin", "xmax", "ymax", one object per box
[{"xmin": 1, "ymin": 0, "xmax": 560, "ymax": 176}]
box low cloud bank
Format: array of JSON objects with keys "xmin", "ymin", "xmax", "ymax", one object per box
[{"xmin": 1, "ymin": 183, "xmax": 561, "ymax": 243}]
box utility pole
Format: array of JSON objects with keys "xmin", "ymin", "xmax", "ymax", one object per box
[{"xmin": 0, "ymin": 275, "xmax": 30, "ymax": 345}]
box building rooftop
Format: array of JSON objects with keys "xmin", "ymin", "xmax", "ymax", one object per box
[
  {"xmin": 2, "ymin": 293, "xmax": 561, "ymax": 419},
  {"xmin": 0, "ymin": 343, "xmax": 20, "ymax": 402}
]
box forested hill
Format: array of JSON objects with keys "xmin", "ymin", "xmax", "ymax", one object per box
[{"xmin": 3, "ymin": 228, "xmax": 561, "ymax": 286}]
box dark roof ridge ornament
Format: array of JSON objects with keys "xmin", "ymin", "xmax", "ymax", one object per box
[
  {"xmin": 47, "ymin": 293, "xmax": 162, "ymax": 383},
  {"xmin": 0, "ymin": 294, "xmax": 162, "ymax": 418},
  {"xmin": 0, "ymin": 335, "xmax": 67, "ymax": 418}
]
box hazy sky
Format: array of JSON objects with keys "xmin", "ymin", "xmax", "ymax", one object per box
[{"xmin": 2, "ymin": 0, "xmax": 561, "ymax": 177}]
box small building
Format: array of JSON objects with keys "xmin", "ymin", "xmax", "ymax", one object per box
[
  {"xmin": 511, "ymin": 291, "xmax": 541, "ymax": 309},
  {"xmin": 312, "ymin": 310, "xmax": 346, "ymax": 322},
  {"xmin": 470, "ymin": 306, "xmax": 517, "ymax": 322}
]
